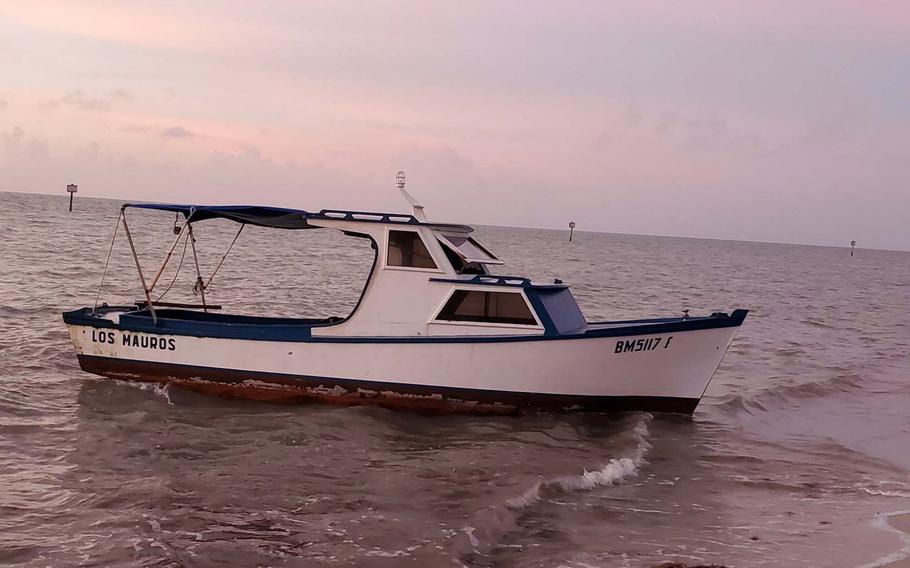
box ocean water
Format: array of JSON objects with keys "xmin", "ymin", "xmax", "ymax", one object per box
[{"xmin": 1, "ymin": 190, "xmax": 908, "ymax": 567}]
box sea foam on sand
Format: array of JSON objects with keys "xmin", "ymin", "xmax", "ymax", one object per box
[{"xmin": 862, "ymin": 512, "xmax": 910, "ymax": 568}]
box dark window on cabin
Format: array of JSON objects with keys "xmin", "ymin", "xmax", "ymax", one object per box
[
  {"xmin": 439, "ymin": 235, "xmax": 497, "ymax": 261},
  {"xmin": 436, "ymin": 290, "xmax": 537, "ymax": 325},
  {"xmin": 441, "ymin": 245, "xmax": 485, "ymax": 275},
  {"xmin": 387, "ymin": 230, "xmax": 437, "ymax": 269}
]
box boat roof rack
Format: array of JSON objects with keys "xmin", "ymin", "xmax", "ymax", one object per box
[
  {"xmin": 314, "ymin": 209, "xmax": 420, "ymax": 224},
  {"xmin": 429, "ymin": 275, "xmax": 568, "ymax": 289},
  {"xmin": 308, "ymin": 209, "xmax": 473, "ymax": 232}
]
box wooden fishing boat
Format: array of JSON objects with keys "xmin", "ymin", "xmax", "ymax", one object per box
[{"xmin": 63, "ymin": 179, "xmax": 746, "ymax": 414}]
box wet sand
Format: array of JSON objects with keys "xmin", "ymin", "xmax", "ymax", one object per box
[
  {"xmin": 654, "ymin": 513, "xmax": 910, "ymax": 568},
  {"xmin": 889, "ymin": 513, "xmax": 910, "ymax": 535},
  {"xmin": 880, "ymin": 513, "xmax": 910, "ymax": 568}
]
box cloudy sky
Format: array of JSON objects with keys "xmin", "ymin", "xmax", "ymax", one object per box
[{"xmin": 1, "ymin": 1, "xmax": 908, "ymax": 249}]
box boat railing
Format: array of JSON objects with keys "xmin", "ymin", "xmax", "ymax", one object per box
[
  {"xmin": 468, "ymin": 275, "xmax": 531, "ymax": 286},
  {"xmin": 314, "ymin": 209, "xmax": 421, "ymax": 224},
  {"xmin": 309, "ymin": 210, "xmax": 474, "ymax": 232},
  {"xmin": 134, "ymin": 300, "xmax": 222, "ymax": 310},
  {"xmin": 429, "ymin": 275, "xmax": 567, "ymax": 288}
]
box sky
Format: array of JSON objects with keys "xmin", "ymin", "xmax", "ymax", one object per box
[{"xmin": 1, "ymin": 1, "xmax": 908, "ymax": 250}]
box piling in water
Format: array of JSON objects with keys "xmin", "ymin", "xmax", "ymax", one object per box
[{"xmin": 66, "ymin": 183, "xmax": 78, "ymax": 212}]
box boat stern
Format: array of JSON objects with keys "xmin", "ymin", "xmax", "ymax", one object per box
[{"xmin": 62, "ymin": 306, "xmax": 129, "ymax": 361}]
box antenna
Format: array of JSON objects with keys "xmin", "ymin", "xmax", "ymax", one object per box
[{"xmin": 396, "ymin": 170, "xmax": 427, "ymax": 222}]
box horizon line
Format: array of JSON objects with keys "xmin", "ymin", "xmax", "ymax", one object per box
[{"xmin": 3, "ymin": 188, "xmax": 907, "ymax": 254}]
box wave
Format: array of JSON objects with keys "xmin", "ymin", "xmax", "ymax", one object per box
[
  {"xmin": 453, "ymin": 413, "xmax": 652, "ymax": 563},
  {"xmin": 111, "ymin": 379, "xmax": 175, "ymax": 405},
  {"xmin": 860, "ymin": 479, "xmax": 910, "ymax": 499},
  {"xmin": 506, "ymin": 417, "xmax": 651, "ymax": 509},
  {"xmin": 712, "ymin": 372, "xmax": 864, "ymax": 415}
]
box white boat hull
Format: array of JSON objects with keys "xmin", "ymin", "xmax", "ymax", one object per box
[{"xmin": 64, "ymin": 310, "xmax": 745, "ymax": 414}]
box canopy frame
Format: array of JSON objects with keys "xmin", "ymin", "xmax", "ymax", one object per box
[
  {"xmin": 122, "ymin": 203, "xmax": 315, "ymax": 230},
  {"xmin": 112, "ymin": 205, "xmax": 264, "ymax": 324},
  {"xmin": 95, "ymin": 202, "xmax": 476, "ymax": 325},
  {"xmin": 120, "ymin": 211, "xmax": 158, "ymax": 324}
]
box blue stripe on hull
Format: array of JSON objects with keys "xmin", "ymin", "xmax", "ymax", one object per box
[{"xmin": 76, "ymin": 355, "xmax": 702, "ymax": 415}]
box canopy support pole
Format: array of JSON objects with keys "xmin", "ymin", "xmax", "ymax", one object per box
[
  {"xmin": 203, "ymin": 223, "xmax": 244, "ymax": 290},
  {"xmin": 121, "ymin": 211, "xmax": 157, "ymax": 325},
  {"xmin": 91, "ymin": 210, "xmax": 122, "ymax": 314},
  {"xmin": 148, "ymin": 220, "xmax": 190, "ymax": 296},
  {"xmin": 187, "ymin": 222, "xmax": 207, "ymax": 313}
]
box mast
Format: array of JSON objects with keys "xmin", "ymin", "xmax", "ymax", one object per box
[{"xmin": 396, "ymin": 171, "xmax": 427, "ymax": 222}]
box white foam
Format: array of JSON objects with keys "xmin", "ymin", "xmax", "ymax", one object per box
[
  {"xmin": 454, "ymin": 413, "xmax": 654, "ymax": 560},
  {"xmin": 114, "ymin": 379, "xmax": 174, "ymax": 405},
  {"xmin": 507, "ymin": 413, "xmax": 652, "ymax": 511},
  {"xmin": 462, "ymin": 526, "xmax": 480, "ymax": 549},
  {"xmin": 857, "ymin": 509, "xmax": 910, "ymax": 568},
  {"xmin": 860, "ymin": 480, "xmax": 910, "ymax": 499},
  {"xmin": 152, "ymin": 383, "xmax": 174, "ymax": 405},
  {"xmin": 863, "ymin": 488, "xmax": 910, "ymax": 498}
]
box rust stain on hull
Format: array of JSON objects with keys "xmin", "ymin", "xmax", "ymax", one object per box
[
  {"xmin": 98, "ymin": 370, "xmax": 519, "ymax": 416},
  {"xmin": 76, "ymin": 354, "xmax": 701, "ymax": 415}
]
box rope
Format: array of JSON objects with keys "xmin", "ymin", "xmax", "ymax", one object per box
[
  {"xmin": 92, "ymin": 211, "xmax": 122, "ymax": 313},
  {"xmin": 201, "ymin": 223, "xmax": 245, "ymax": 292},
  {"xmin": 154, "ymin": 229, "xmax": 190, "ymax": 303}
]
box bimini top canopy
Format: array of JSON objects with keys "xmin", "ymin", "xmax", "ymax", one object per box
[
  {"xmin": 123, "ymin": 203, "xmax": 314, "ymax": 229},
  {"xmin": 123, "ymin": 203, "xmax": 474, "ymax": 232}
]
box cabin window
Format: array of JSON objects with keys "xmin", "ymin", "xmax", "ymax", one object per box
[
  {"xmin": 437, "ymin": 234, "xmax": 503, "ymax": 265},
  {"xmin": 441, "ymin": 245, "xmax": 486, "ymax": 275},
  {"xmin": 436, "ymin": 290, "xmax": 537, "ymax": 325},
  {"xmin": 387, "ymin": 230, "xmax": 437, "ymax": 269}
]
